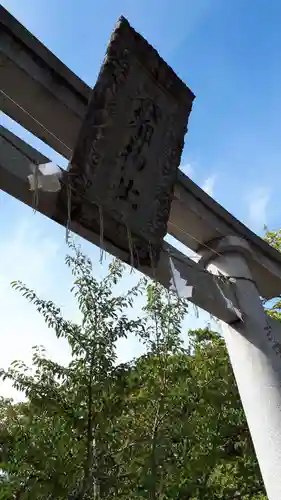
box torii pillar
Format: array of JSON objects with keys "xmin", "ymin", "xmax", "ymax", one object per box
[{"xmin": 200, "ymin": 236, "xmax": 281, "ymax": 500}]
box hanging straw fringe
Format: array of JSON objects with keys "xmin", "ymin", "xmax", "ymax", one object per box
[
  {"xmin": 148, "ymin": 241, "xmax": 156, "ymax": 281},
  {"xmin": 135, "ymin": 245, "xmax": 140, "ymax": 270},
  {"xmin": 126, "ymin": 225, "xmax": 135, "ymax": 273},
  {"xmin": 32, "ymin": 164, "xmax": 40, "ymax": 213},
  {"xmin": 66, "ymin": 180, "xmax": 72, "ymax": 244},
  {"xmin": 99, "ymin": 204, "xmax": 105, "ymax": 264}
]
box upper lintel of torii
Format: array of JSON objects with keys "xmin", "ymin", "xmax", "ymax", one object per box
[{"xmin": 1, "ymin": 5, "xmax": 281, "ymax": 307}]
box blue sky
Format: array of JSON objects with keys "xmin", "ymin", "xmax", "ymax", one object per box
[{"xmin": 1, "ymin": 0, "xmax": 281, "ymax": 398}]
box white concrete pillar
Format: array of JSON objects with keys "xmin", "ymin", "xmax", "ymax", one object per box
[{"xmin": 201, "ymin": 237, "xmax": 281, "ymax": 500}]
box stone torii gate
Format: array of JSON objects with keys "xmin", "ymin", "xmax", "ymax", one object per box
[{"xmin": 1, "ymin": 7, "xmax": 281, "ymax": 499}]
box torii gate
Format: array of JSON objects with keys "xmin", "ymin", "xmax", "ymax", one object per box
[{"xmin": 1, "ymin": 6, "xmax": 281, "ymax": 499}]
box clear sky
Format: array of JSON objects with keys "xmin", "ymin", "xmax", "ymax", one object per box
[{"xmin": 1, "ymin": 0, "xmax": 281, "ymax": 399}]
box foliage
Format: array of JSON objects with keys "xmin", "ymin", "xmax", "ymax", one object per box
[
  {"xmin": 264, "ymin": 228, "xmax": 281, "ymax": 251},
  {"xmin": 0, "ymin": 242, "xmax": 146, "ymax": 499},
  {"xmin": 264, "ymin": 228, "xmax": 281, "ymax": 322},
  {"xmin": 115, "ymin": 328, "xmax": 266, "ymax": 500},
  {"xmin": 0, "ymin": 240, "xmax": 269, "ymax": 499},
  {"xmin": 110, "ymin": 282, "xmax": 188, "ymax": 499}
]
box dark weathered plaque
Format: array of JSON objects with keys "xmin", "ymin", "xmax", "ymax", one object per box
[{"xmin": 68, "ymin": 16, "xmax": 195, "ymax": 266}]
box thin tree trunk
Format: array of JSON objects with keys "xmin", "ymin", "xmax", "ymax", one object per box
[
  {"xmin": 83, "ymin": 361, "xmax": 95, "ymax": 497},
  {"xmin": 149, "ymin": 402, "xmax": 161, "ymax": 500}
]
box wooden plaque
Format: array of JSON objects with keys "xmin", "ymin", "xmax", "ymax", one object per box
[{"xmin": 68, "ymin": 16, "xmax": 195, "ymax": 266}]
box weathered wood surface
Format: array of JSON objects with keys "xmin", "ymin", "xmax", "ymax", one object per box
[{"xmin": 68, "ymin": 17, "xmax": 194, "ymax": 267}]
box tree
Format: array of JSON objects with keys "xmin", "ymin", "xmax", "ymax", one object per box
[
  {"xmin": 264, "ymin": 228, "xmax": 281, "ymax": 322},
  {"xmin": 0, "ymin": 241, "xmax": 146, "ymax": 499},
  {"xmin": 1, "ymin": 233, "xmax": 276, "ymax": 499},
  {"xmin": 109, "ymin": 281, "xmax": 189, "ymax": 499},
  {"xmin": 117, "ymin": 328, "xmax": 266, "ymax": 500}
]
